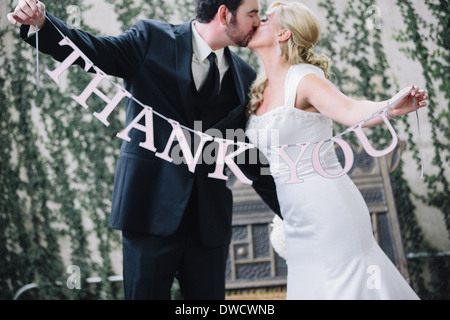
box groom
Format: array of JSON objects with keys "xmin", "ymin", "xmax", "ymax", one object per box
[{"xmin": 8, "ymin": 0, "xmax": 280, "ymax": 299}]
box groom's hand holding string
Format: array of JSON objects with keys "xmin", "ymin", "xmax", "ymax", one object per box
[{"xmin": 7, "ymin": 0, "xmax": 46, "ymax": 29}]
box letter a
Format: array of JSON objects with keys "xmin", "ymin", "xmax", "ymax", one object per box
[{"xmin": 116, "ymin": 107, "xmax": 157, "ymax": 152}]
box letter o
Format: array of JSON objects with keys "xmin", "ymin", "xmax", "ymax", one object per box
[{"xmin": 312, "ymin": 138, "xmax": 354, "ymax": 179}]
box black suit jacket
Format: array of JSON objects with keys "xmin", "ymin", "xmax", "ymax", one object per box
[{"xmin": 21, "ymin": 13, "xmax": 280, "ymax": 247}]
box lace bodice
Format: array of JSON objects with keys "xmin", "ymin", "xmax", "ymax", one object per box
[{"xmin": 245, "ymin": 64, "xmax": 337, "ymax": 180}]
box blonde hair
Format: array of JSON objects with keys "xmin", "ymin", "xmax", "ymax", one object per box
[{"xmin": 247, "ymin": 2, "xmax": 330, "ymax": 116}]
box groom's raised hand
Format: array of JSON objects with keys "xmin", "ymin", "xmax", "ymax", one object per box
[{"xmin": 7, "ymin": 0, "xmax": 46, "ymax": 29}]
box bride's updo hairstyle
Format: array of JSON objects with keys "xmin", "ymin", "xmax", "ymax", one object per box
[
  {"xmin": 273, "ymin": 1, "xmax": 329, "ymax": 76},
  {"xmin": 247, "ymin": 2, "xmax": 330, "ymax": 116}
]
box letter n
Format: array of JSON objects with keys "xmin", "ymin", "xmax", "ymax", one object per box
[{"xmin": 155, "ymin": 120, "xmax": 213, "ymax": 173}]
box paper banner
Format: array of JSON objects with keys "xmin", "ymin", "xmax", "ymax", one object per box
[{"xmin": 34, "ymin": 13, "xmax": 423, "ymax": 186}]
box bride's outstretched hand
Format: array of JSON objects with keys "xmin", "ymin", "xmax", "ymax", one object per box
[
  {"xmin": 387, "ymin": 85, "xmax": 428, "ymax": 119},
  {"xmin": 389, "ymin": 85, "xmax": 429, "ymax": 117}
]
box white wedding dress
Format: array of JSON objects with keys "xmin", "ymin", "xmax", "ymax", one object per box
[{"xmin": 246, "ymin": 64, "xmax": 419, "ymax": 300}]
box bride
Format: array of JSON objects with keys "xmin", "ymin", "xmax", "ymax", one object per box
[{"xmin": 245, "ymin": 1, "xmax": 428, "ymax": 300}]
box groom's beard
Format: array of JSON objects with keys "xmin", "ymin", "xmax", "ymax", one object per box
[{"xmin": 226, "ymin": 16, "xmax": 255, "ymax": 47}]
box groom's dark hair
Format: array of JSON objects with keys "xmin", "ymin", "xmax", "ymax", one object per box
[{"xmin": 196, "ymin": 0, "xmax": 243, "ymax": 23}]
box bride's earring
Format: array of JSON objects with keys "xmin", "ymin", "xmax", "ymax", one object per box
[{"xmin": 276, "ymin": 40, "xmax": 282, "ymax": 56}]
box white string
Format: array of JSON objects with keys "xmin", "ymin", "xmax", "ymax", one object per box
[
  {"xmin": 413, "ymin": 95, "xmax": 425, "ymax": 179},
  {"xmin": 38, "ymin": 9, "xmax": 202, "ymax": 136},
  {"xmin": 35, "ymin": 19, "xmax": 40, "ymax": 90},
  {"xmin": 33, "ymin": 9, "xmax": 425, "ymax": 177},
  {"xmin": 273, "ymin": 87, "xmax": 425, "ymax": 177},
  {"xmin": 282, "ymin": 88, "xmax": 415, "ymax": 148}
]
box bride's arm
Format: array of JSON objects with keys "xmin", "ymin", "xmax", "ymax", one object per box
[{"xmin": 296, "ymin": 74, "xmax": 428, "ymax": 127}]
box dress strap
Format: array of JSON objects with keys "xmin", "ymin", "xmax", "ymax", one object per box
[{"xmin": 284, "ymin": 64, "xmax": 325, "ymax": 108}]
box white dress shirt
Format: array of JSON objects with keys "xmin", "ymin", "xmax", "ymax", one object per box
[{"xmin": 191, "ymin": 21, "xmax": 230, "ymax": 91}]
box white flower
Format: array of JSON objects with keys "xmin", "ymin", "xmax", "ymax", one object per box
[{"xmin": 270, "ymin": 214, "xmax": 287, "ymax": 261}]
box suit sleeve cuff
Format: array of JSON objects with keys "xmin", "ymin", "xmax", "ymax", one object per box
[
  {"xmin": 19, "ymin": 13, "xmax": 64, "ymax": 49},
  {"xmin": 20, "ymin": 12, "xmax": 57, "ymax": 39}
]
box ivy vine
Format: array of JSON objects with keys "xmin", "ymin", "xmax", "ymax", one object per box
[
  {"xmin": 1, "ymin": 0, "xmax": 448, "ymax": 300},
  {"xmin": 316, "ymin": 0, "xmax": 450, "ymax": 299}
]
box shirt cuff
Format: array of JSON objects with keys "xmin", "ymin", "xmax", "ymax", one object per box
[{"xmin": 27, "ymin": 25, "xmax": 40, "ymax": 37}]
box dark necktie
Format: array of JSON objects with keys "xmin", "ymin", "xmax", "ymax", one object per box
[{"xmin": 198, "ymin": 52, "xmax": 220, "ymax": 106}]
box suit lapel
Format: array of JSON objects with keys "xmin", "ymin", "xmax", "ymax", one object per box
[
  {"xmin": 174, "ymin": 24, "xmax": 250, "ymax": 131},
  {"xmin": 175, "ymin": 20, "xmax": 196, "ymax": 126}
]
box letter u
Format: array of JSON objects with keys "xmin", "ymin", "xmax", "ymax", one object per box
[{"xmin": 350, "ymin": 109, "xmax": 399, "ymax": 157}]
